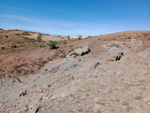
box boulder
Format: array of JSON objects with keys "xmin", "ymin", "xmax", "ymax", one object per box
[
  {"xmin": 67, "ymin": 45, "xmax": 90, "ymax": 58},
  {"xmin": 107, "ymin": 52, "xmax": 124, "ymax": 61}
]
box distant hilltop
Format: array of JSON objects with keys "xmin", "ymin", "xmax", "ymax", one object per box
[{"xmin": 63, "ymin": 35, "xmax": 90, "ymax": 40}]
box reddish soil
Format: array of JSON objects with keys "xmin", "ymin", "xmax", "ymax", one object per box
[
  {"xmin": 0, "ymin": 30, "xmax": 150, "ymax": 77},
  {"xmin": 0, "ymin": 30, "xmax": 28, "ymax": 45}
]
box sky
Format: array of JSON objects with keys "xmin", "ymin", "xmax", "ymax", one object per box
[{"xmin": 0, "ymin": 0, "xmax": 150, "ymax": 35}]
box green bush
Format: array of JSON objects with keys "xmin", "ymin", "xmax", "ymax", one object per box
[
  {"xmin": 36, "ymin": 34, "xmax": 42, "ymax": 42},
  {"xmin": 63, "ymin": 41, "xmax": 67, "ymax": 44},
  {"xmin": 5, "ymin": 35, "xmax": 8, "ymax": 38},
  {"xmin": 11, "ymin": 44, "xmax": 17, "ymax": 48},
  {"xmin": 48, "ymin": 41, "xmax": 57, "ymax": 49}
]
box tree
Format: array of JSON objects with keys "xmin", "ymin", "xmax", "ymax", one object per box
[{"xmin": 36, "ymin": 34, "xmax": 42, "ymax": 42}]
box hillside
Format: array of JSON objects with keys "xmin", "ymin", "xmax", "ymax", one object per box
[{"xmin": 1, "ymin": 30, "xmax": 150, "ymax": 113}]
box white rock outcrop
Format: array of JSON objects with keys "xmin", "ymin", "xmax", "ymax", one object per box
[{"xmin": 67, "ymin": 45, "xmax": 91, "ymax": 58}]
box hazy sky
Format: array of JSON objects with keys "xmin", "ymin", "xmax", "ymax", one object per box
[{"xmin": 0, "ymin": 0, "xmax": 150, "ymax": 35}]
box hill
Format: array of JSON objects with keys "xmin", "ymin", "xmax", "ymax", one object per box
[{"xmin": 0, "ymin": 30, "xmax": 150, "ymax": 113}]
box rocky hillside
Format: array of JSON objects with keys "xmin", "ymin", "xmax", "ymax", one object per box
[
  {"xmin": 0, "ymin": 30, "xmax": 90, "ymax": 77},
  {"xmin": 1, "ymin": 30, "xmax": 150, "ymax": 113}
]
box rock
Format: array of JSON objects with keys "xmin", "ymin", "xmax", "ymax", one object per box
[
  {"xmin": 19, "ymin": 90, "xmax": 27, "ymax": 97},
  {"xmin": 10, "ymin": 77, "xmax": 22, "ymax": 83},
  {"xmin": 143, "ymin": 96, "xmax": 150, "ymax": 103},
  {"xmin": 23, "ymin": 105, "xmax": 29, "ymax": 112},
  {"xmin": 67, "ymin": 45, "xmax": 90, "ymax": 58},
  {"xmin": 107, "ymin": 52, "xmax": 124, "ymax": 61},
  {"xmin": 130, "ymin": 39, "xmax": 143, "ymax": 47},
  {"xmin": 115, "ymin": 71, "xmax": 121, "ymax": 77},
  {"xmin": 35, "ymin": 106, "xmax": 42, "ymax": 113},
  {"xmin": 0, "ymin": 73, "xmax": 6, "ymax": 79},
  {"xmin": 93, "ymin": 62, "xmax": 100, "ymax": 68},
  {"xmin": 93, "ymin": 105, "xmax": 101, "ymax": 113}
]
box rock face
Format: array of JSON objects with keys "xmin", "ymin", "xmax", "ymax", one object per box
[{"xmin": 67, "ymin": 45, "xmax": 91, "ymax": 58}]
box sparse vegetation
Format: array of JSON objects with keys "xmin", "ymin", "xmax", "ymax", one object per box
[
  {"xmin": 78, "ymin": 35, "xmax": 82, "ymax": 40},
  {"xmin": 48, "ymin": 41, "xmax": 57, "ymax": 49},
  {"xmin": 13, "ymin": 63, "xmax": 34, "ymax": 75},
  {"xmin": 22, "ymin": 31, "xmax": 30, "ymax": 35},
  {"xmin": 54, "ymin": 52, "xmax": 59, "ymax": 57},
  {"xmin": 23, "ymin": 37, "xmax": 37, "ymax": 43},
  {"xmin": 5, "ymin": 35, "xmax": 8, "ymax": 38},
  {"xmin": 63, "ymin": 41, "xmax": 67, "ymax": 44},
  {"xmin": 16, "ymin": 33, "xmax": 22, "ymax": 36},
  {"xmin": 36, "ymin": 34, "xmax": 42, "ymax": 42},
  {"xmin": 1, "ymin": 46, "xmax": 5, "ymax": 50},
  {"xmin": 16, "ymin": 41, "xmax": 21, "ymax": 44},
  {"xmin": 32, "ymin": 39, "xmax": 36, "ymax": 43},
  {"xmin": 143, "ymin": 33, "xmax": 149, "ymax": 37},
  {"xmin": 38, "ymin": 59, "xmax": 48, "ymax": 69},
  {"xmin": 61, "ymin": 52, "xmax": 66, "ymax": 58},
  {"xmin": 11, "ymin": 44, "xmax": 17, "ymax": 48}
]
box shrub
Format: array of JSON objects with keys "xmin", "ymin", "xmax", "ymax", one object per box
[
  {"xmin": 63, "ymin": 41, "xmax": 67, "ymax": 44},
  {"xmin": 36, "ymin": 34, "xmax": 42, "ymax": 42},
  {"xmin": 48, "ymin": 41, "xmax": 57, "ymax": 49},
  {"xmin": 143, "ymin": 33, "xmax": 149, "ymax": 37},
  {"xmin": 5, "ymin": 35, "xmax": 8, "ymax": 38},
  {"xmin": 15, "ymin": 33, "xmax": 22, "ymax": 36},
  {"xmin": 31, "ymin": 39, "xmax": 36, "ymax": 43},
  {"xmin": 22, "ymin": 31, "xmax": 30, "ymax": 35},
  {"xmin": 78, "ymin": 35, "xmax": 82, "ymax": 40},
  {"xmin": 1, "ymin": 46, "xmax": 5, "ymax": 50},
  {"xmin": 11, "ymin": 44, "xmax": 17, "ymax": 48},
  {"xmin": 78, "ymin": 37, "xmax": 81, "ymax": 40}
]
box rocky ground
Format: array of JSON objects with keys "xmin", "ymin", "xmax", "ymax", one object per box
[{"xmin": 0, "ymin": 30, "xmax": 150, "ymax": 113}]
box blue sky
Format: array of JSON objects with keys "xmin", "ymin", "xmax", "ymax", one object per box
[{"xmin": 0, "ymin": 0, "xmax": 150, "ymax": 35}]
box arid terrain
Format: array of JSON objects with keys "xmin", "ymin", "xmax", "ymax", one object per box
[{"xmin": 1, "ymin": 29, "xmax": 150, "ymax": 113}]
